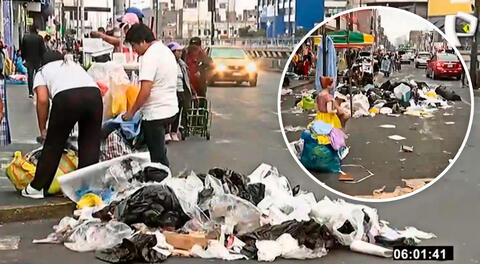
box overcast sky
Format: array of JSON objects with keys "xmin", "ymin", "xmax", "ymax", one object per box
[{"xmin": 378, "ymin": 8, "xmax": 436, "ymax": 46}]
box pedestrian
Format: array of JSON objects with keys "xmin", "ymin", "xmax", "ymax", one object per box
[
  {"xmin": 184, "ymin": 37, "xmax": 210, "ymax": 97},
  {"xmin": 166, "ymin": 41, "xmax": 196, "ymax": 142},
  {"xmin": 123, "ymin": 24, "xmax": 178, "ymax": 167},
  {"xmin": 22, "ymin": 51, "xmax": 103, "ymax": 199},
  {"xmin": 21, "ymin": 25, "xmax": 46, "ymax": 98},
  {"xmin": 302, "ymin": 43, "xmax": 314, "ymax": 79},
  {"xmin": 381, "ymin": 55, "xmax": 392, "ymax": 77},
  {"xmin": 91, "ymin": 13, "xmax": 139, "ymax": 52},
  {"xmin": 0, "ymin": 41, "xmax": 11, "ymax": 146}
]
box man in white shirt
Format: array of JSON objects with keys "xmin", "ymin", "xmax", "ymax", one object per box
[{"xmin": 123, "ymin": 24, "xmax": 178, "ymax": 167}]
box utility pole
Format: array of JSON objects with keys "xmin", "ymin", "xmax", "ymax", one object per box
[
  {"xmin": 209, "ymin": 0, "xmax": 215, "ymax": 45},
  {"xmin": 470, "ymin": 0, "xmax": 479, "ymax": 89},
  {"xmin": 348, "ymin": 12, "xmax": 353, "ymax": 118}
]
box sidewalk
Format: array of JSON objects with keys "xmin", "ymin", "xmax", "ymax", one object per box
[{"xmin": 1, "ymin": 84, "xmax": 73, "ymax": 223}]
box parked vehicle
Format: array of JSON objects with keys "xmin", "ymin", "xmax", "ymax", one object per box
[{"xmin": 426, "ymin": 53, "xmax": 462, "ymax": 80}]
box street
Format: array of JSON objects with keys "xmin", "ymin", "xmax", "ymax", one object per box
[
  {"xmin": 0, "ymin": 67, "xmax": 479, "ymax": 263},
  {"xmin": 282, "ymin": 63, "xmax": 472, "ymax": 197}
]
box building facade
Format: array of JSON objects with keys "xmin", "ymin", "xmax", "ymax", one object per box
[
  {"xmin": 258, "ymin": 0, "xmax": 324, "ymax": 38},
  {"xmin": 349, "ymin": 0, "xmax": 428, "ymax": 18}
]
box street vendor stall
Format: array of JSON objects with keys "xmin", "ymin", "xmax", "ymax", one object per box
[{"xmin": 327, "ymin": 30, "xmax": 374, "ymax": 49}]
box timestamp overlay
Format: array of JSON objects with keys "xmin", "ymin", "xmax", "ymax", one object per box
[{"xmin": 393, "ymin": 246, "xmax": 454, "ymax": 261}]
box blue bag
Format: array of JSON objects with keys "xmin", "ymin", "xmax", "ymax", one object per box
[{"xmin": 300, "ymin": 131, "xmax": 341, "ymax": 173}]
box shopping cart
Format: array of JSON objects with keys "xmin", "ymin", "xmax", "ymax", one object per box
[{"xmin": 182, "ymin": 97, "xmax": 212, "ymax": 140}]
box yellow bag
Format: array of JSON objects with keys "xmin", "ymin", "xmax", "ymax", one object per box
[
  {"xmin": 5, "ymin": 150, "xmax": 78, "ymax": 194},
  {"xmin": 125, "ymin": 84, "xmax": 140, "ymax": 111},
  {"xmin": 4, "ymin": 57, "xmax": 15, "ymax": 75},
  {"xmin": 111, "ymin": 86, "xmax": 127, "ymax": 117}
]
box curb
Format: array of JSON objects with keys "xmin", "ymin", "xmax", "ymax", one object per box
[
  {"xmin": 288, "ymin": 79, "xmax": 316, "ymax": 90},
  {"xmin": 0, "ymin": 200, "xmax": 75, "ymax": 223}
]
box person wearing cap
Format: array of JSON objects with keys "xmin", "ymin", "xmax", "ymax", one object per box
[
  {"xmin": 123, "ymin": 24, "xmax": 178, "ymax": 167},
  {"xmin": 91, "ymin": 13, "xmax": 139, "ymax": 52},
  {"xmin": 184, "ymin": 37, "xmax": 210, "ymax": 97},
  {"xmin": 21, "ymin": 51, "xmax": 103, "ymax": 199},
  {"xmin": 166, "ymin": 41, "xmax": 196, "ymax": 142}
]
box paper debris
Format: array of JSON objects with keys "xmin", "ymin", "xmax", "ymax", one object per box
[
  {"xmin": 388, "ymin": 135, "xmax": 406, "ymax": 141},
  {"xmin": 379, "ymin": 124, "xmax": 396, "ymax": 129}
]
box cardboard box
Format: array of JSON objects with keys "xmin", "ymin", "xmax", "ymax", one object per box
[{"xmin": 163, "ymin": 232, "xmax": 208, "ymax": 251}]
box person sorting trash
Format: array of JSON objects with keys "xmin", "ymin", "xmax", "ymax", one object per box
[
  {"xmin": 316, "ymin": 77, "xmax": 341, "ymax": 128},
  {"xmin": 22, "ymin": 51, "xmax": 103, "ymax": 199},
  {"xmin": 122, "ymin": 24, "xmax": 178, "ymax": 167}
]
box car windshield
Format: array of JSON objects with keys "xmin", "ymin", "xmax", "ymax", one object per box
[
  {"xmin": 438, "ymin": 54, "xmax": 459, "ymax": 61},
  {"xmin": 418, "ymin": 54, "xmax": 430, "ymax": 58},
  {"xmin": 211, "ymin": 48, "xmax": 246, "ymax": 59}
]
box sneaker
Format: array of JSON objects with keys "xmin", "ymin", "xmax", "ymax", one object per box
[
  {"xmin": 171, "ymin": 133, "xmax": 180, "ymax": 142},
  {"xmin": 165, "ymin": 134, "xmax": 172, "ymax": 142},
  {"xmin": 21, "ymin": 184, "xmax": 44, "ymax": 199},
  {"xmin": 28, "ymin": 94, "xmax": 34, "ymax": 99}
]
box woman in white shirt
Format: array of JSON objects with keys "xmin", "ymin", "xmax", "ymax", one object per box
[
  {"xmin": 123, "ymin": 24, "xmax": 178, "ymax": 167},
  {"xmin": 22, "ymin": 51, "xmax": 103, "ymax": 199}
]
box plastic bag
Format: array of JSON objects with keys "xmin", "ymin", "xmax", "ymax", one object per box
[
  {"xmin": 95, "ymin": 233, "xmax": 168, "ymax": 263},
  {"xmin": 5, "ymin": 150, "xmax": 78, "ymax": 194},
  {"xmin": 64, "ymin": 220, "xmax": 133, "ymax": 252},
  {"xmin": 191, "ymin": 240, "xmax": 247, "ymax": 260},
  {"xmin": 162, "ymin": 171, "xmax": 204, "ymax": 216},
  {"xmin": 310, "ymin": 197, "xmax": 380, "ymax": 246},
  {"xmin": 125, "ymin": 84, "xmax": 140, "ymax": 111},
  {"xmin": 115, "ymin": 185, "xmax": 190, "ymax": 230},
  {"xmin": 300, "ymin": 131, "xmax": 341, "ymax": 173},
  {"xmin": 208, "ymin": 194, "xmax": 262, "ymax": 235},
  {"xmin": 297, "ymin": 94, "xmax": 315, "ymax": 110},
  {"xmin": 350, "ymin": 240, "xmax": 392, "ymax": 258}
]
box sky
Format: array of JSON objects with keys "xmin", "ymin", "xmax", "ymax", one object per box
[{"xmin": 378, "ymin": 9, "xmax": 436, "ymax": 46}]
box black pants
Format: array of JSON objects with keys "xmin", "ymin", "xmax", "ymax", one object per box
[
  {"xmin": 143, "ymin": 116, "xmax": 175, "ymax": 167},
  {"xmin": 169, "ymin": 90, "xmax": 192, "ymax": 133},
  {"xmin": 31, "ymin": 87, "xmax": 103, "ymax": 192},
  {"xmin": 27, "ymin": 63, "xmax": 40, "ymax": 96}
]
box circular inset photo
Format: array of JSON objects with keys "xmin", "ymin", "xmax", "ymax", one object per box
[{"xmin": 279, "ymin": 6, "xmax": 473, "ymax": 201}]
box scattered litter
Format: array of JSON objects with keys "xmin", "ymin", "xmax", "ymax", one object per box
[
  {"xmin": 281, "ymin": 89, "xmax": 293, "ymax": 96},
  {"xmin": 284, "ymin": 125, "xmax": 306, "ymax": 132},
  {"xmin": 341, "ymin": 164, "xmax": 375, "ymax": 184},
  {"xmin": 0, "ymin": 236, "xmax": 21, "ymax": 250},
  {"xmin": 444, "ymin": 122, "xmax": 455, "ymax": 125},
  {"xmin": 215, "ymin": 139, "xmax": 232, "ymax": 144},
  {"xmin": 379, "ymin": 124, "xmax": 396, "ymax": 129},
  {"xmin": 443, "ymin": 113, "xmax": 453, "ymax": 116},
  {"xmin": 399, "ymin": 158, "xmax": 406, "ymax": 162},
  {"xmin": 443, "ymin": 150, "xmax": 452, "ymax": 155},
  {"xmin": 338, "ymin": 171, "xmax": 354, "ymax": 181},
  {"xmin": 387, "ymin": 113, "xmax": 401, "ymax": 117},
  {"xmin": 400, "ymin": 145, "xmax": 414, "ymax": 153},
  {"xmin": 358, "ymin": 178, "xmax": 433, "ymax": 199},
  {"xmin": 388, "ymin": 135, "xmax": 406, "ymax": 141}
]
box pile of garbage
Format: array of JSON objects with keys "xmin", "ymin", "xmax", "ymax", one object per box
[
  {"xmin": 34, "ymin": 153, "xmax": 437, "ymax": 262},
  {"xmin": 291, "ymin": 77, "xmax": 462, "ymax": 119}
]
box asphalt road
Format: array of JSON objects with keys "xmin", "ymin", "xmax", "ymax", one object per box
[
  {"xmin": 1, "ymin": 69, "xmax": 480, "ymax": 263},
  {"xmin": 281, "ymin": 63, "xmax": 472, "ymax": 197}
]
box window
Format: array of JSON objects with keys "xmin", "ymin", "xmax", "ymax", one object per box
[{"xmin": 438, "ymin": 54, "xmax": 459, "ymax": 61}]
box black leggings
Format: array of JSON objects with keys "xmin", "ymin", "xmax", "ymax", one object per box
[
  {"xmin": 143, "ymin": 116, "xmax": 175, "ymax": 167},
  {"xmin": 31, "ymin": 87, "xmax": 103, "ymax": 192}
]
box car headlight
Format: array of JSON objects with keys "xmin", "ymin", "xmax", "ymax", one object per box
[
  {"xmin": 246, "ymin": 62, "xmax": 257, "ymax": 73},
  {"xmin": 216, "ymin": 64, "xmax": 227, "ymax": 72}
]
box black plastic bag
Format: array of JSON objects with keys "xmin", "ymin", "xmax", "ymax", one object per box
[
  {"xmin": 238, "ymin": 220, "xmax": 336, "ymax": 259},
  {"xmin": 115, "ymin": 185, "xmax": 189, "ymax": 230},
  {"xmin": 207, "ymin": 168, "xmax": 266, "ymax": 205},
  {"xmin": 133, "ymin": 167, "xmax": 169, "ymax": 183},
  {"xmin": 96, "ymin": 233, "xmax": 168, "ymax": 263},
  {"xmin": 435, "ymin": 85, "xmax": 461, "ymax": 101}
]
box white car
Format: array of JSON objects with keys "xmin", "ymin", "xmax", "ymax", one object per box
[{"xmin": 414, "ymin": 52, "xmax": 431, "ymax": 68}]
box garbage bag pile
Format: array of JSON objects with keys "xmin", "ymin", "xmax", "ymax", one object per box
[
  {"xmin": 336, "ymin": 80, "xmax": 461, "ymax": 119},
  {"xmin": 36, "ymin": 156, "xmax": 437, "ymax": 262}
]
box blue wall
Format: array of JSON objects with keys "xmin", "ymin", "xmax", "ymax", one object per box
[{"xmin": 296, "ymin": 0, "xmax": 324, "ymax": 31}]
